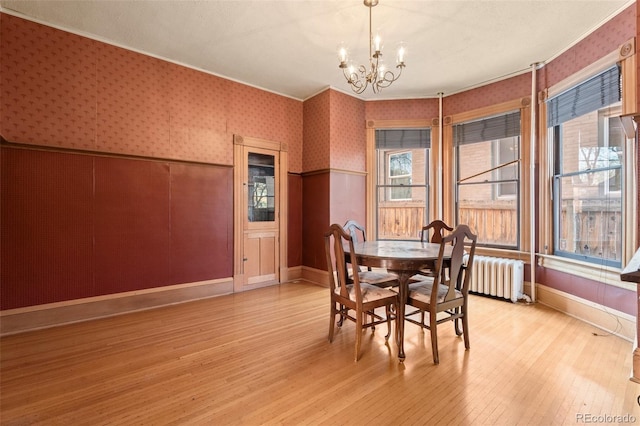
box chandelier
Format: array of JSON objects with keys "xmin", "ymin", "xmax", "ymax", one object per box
[{"xmin": 338, "ymin": 0, "xmax": 406, "ymax": 94}]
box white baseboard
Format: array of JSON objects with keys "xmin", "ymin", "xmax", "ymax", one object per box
[{"xmin": 536, "ymin": 284, "xmax": 635, "ymax": 342}]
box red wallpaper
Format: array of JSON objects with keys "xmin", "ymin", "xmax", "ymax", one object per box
[
  {"xmin": 329, "ymin": 90, "xmax": 366, "ymax": 172},
  {"xmin": 444, "ymin": 73, "xmax": 531, "ymax": 117},
  {"xmin": 97, "ymin": 45, "xmax": 172, "ymax": 157},
  {"xmin": 0, "ymin": 14, "xmax": 98, "ymax": 149},
  {"xmin": 543, "ymin": 3, "xmax": 636, "ymax": 89},
  {"xmin": 365, "ymin": 98, "xmax": 439, "ymax": 121},
  {"xmin": 302, "ymin": 90, "xmax": 331, "ymax": 172},
  {"xmin": 0, "ymin": 13, "xmax": 303, "ymax": 169},
  {"xmin": 227, "ymin": 81, "xmax": 304, "ymax": 172}
]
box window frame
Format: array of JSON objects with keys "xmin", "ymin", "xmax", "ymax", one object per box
[
  {"xmin": 454, "ymin": 113, "xmax": 522, "ymax": 250},
  {"xmin": 549, "ymin": 99, "xmax": 624, "ymax": 267},
  {"xmin": 443, "ymin": 98, "xmax": 532, "ymax": 257},
  {"xmin": 365, "ymin": 119, "xmax": 436, "ymax": 242},
  {"xmin": 538, "ymin": 48, "xmax": 637, "ymax": 289}
]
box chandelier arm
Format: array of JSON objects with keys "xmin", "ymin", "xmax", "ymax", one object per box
[{"xmin": 343, "ymin": 67, "xmax": 368, "ymax": 94}]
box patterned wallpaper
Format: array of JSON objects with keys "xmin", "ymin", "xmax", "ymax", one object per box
[
  {"xmin": 329, "ymin": 90, "xmax": 366, "ymax": 172},
  {"xmin": 1, "ymin": 14, "xmax": 98, "ymax": 149},
  {"xmin": 302, "ymin": 89, "xmax": 331, "ymax": 171},
  {"xmin": 365, "ymin": 98, "xmax": 438, "ymax": 121},
  {"xmin": 444, "ymin": 73, "xmax": 531, "ymax": 117},
  {"xmin": 543, "ymin": 4, "xmax": 636, "ymax": 89},
  {"xmin": 0, "ymin": 13, "xmax": 303, "ymax": 170}
]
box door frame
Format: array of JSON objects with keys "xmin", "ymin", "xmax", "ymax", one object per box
[{"xmin": 233, "ymin": 134, "xmax": 288, "ymax": 292}]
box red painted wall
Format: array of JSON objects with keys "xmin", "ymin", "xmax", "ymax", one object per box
[
  {"xmin": 288, "ymin": 173, "xmax": 303, "ymax": 268},
  {"xmin": 301, "ymin": 172, "xmax": 330, "ymax": 270}
]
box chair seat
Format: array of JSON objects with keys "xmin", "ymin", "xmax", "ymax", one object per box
[
  {"xmin": 336, "ymin": 283, "xmax": 398, "ymax": 303},
  {"xmin": 356, "ymin": 270, "xmax": 398, "ymax": 286},
  {"xmin": 408, "ymin": 278, "xmax": 462, "ymax": 304}
]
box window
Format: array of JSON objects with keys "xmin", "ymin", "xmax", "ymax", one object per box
[
  {"xmin": 454, "ymin": 111, "xmax": 521, "ymax": 248},
  {"xmin": 388, "ymin": 152, "xmax": 412, "ymax": 200},
  {"xmin": 375, "ymin": 129, "xmax": 430, "ymax": 240},
  {"xmin": 548, "ymin": 65, "xmax": 623, "ymax": 267}
]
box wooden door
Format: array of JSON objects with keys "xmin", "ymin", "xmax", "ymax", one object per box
[
  {"xmin": 242, "ymin": 147, "xmax": 279, "ymax": 289},
  {"xmin": 233, "ymin": 135, "xmax": 288, "ymax": 292}
]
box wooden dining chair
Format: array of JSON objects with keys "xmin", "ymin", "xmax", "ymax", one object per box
[
  {"xmin": 343, "ymin": 220, "xmax": 399, "ymax": 288},
  {"xmin": 404, "ymin": 224, "xmax": 477, "ymax": 364},
  {"xmin": 325, "ymin": 223, "xmax": 399, "ymax": 362},
  {"xmin": 420, "ymin": 220, "xmax": 454, "ymax": 244},
  {"xmin": 412, "ymin": 220, "xmax": 454, "ymax": 281}
]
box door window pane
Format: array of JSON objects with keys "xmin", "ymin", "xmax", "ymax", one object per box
[{"xmin": 248, "ymin": 153, "xmax": 275, "ymax": 222}]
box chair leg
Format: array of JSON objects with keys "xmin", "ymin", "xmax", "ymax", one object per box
[
  {"xmin": 430, "ymin": 310, "xmax": 439, "ymax": 364},
  {"xmin": 355, "ymin": 311, "xmax": 363, "ymax": 362},
  {"xmin": 384, "ymin": 305, "xmax": 391, "ymax": 341},
  {"xmin": 454, "ymin": 307, "xmax": 462, "ymax": 336},
  {"xmin": 462, "ymin": 306, "xmax": 470, "ymax": 350},
  {"xmin": 328, "ymin": 302, "xmax": 337, "ymax": 342}
]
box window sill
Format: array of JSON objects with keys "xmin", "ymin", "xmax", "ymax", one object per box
[{"xmin": 537, "ymin": 254, "xmax": 633, "ymax": 291}]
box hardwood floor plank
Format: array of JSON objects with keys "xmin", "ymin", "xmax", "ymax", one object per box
[{"xmin": 1, "ymin": 281, "xmax": 639, "ymax": 425}]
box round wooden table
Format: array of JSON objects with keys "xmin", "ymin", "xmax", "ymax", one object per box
[{"xmin": 347, "ymin": 240, "xmax": 452, "ymax": 362}]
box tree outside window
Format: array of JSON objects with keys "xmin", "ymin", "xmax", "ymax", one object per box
[{"xmin": 389, "ymin": 152, "xmax": 412, "ymax": 200}]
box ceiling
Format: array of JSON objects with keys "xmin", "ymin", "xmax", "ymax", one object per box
[{"xmin": 0, "ymin": 0, "xmax": 633, "ymax": 101}]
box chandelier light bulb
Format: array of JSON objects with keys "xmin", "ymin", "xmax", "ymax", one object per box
[
  {"xmin": 373, "ymin": 34, "xmax": 382, "ymax": 53},
  {"xmin": 397, "ymin": 43, "xmax": 406, "ymax": 65},
  {"xmin": 338, "ymin": 44, "xmax": 348, "ymax": 65}
]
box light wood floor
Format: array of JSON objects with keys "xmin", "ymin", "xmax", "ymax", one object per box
[{"xmin": 2, "ymin": 281, "xmax": 639, "ymax": 425}]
